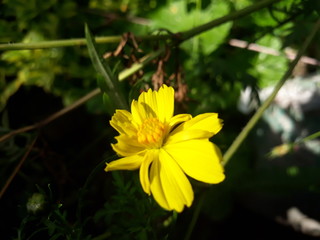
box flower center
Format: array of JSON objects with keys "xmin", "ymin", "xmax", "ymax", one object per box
[{"xmin": 137, "ymin": 118, "xmax": 165, "ymax": 147}]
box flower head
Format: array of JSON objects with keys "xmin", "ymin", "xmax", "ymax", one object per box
[{"xmin": 105, "ymin": 84, "xmax": 225, "ymax": 212}]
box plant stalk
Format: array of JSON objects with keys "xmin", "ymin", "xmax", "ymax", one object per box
[
  {"xmin": 0, "ymin": 136, "xmax": 38, "ymax": 199},
  {"xmin": 0, "ymin": 0, "xmax": 279, "ymax": 51},
  {"xmin": 0, "ymin": 35, "xmax": 169, "ymax": 51},
  {"xmin": 0, "ymin": 47, "xmax": 164, "ymax": 143},
  {"xmin": 222, "ymin": 19, "xmax": 320, "ymax": 166},
  {"xmin": 180, "ymin": 0, "xmax": 280, "ymax": 42}
]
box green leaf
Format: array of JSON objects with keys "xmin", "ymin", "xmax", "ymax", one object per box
[
  {"xmin": 250, "ymin": 34, "xmax": 288, "ymax": 88},
  {"xmin": 149, "ymin": 0, "xmax": 231, "ymax": 55},
  {"xmin": 102, "ymin": 93, "xmax": 114, "ymax": 116},
  {"xmin": 84, "ymin": 23, "xmax": 128, "ymax": 111},
  {"xmin": 97, "ymin": 75, "xmax": 109, "ymax": 93}
]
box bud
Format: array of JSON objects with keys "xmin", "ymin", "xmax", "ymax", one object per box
[
  {"xmin": 267, "ymin": 143, "xmax": 293, "ymax": 159},
  {"xmin": 26, "ymin": 193, "xmax": 46, "ymax": 214}
]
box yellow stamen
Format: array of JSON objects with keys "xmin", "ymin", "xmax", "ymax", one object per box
[{"xmin": 137, "ymin": 118, "xmax": 165, "ymax": 147}]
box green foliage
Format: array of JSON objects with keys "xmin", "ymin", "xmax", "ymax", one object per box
[
  {"xmin": 150, "ymin": 0, "xmax": 232, "ymax": 55},
  {"xmin": 94, "ymin": 172, "xmax": 170, "ymax": 240},
  {"xmin": 250, "ymin": 34, "xmax": 289, "ymax": 88},
  {"xmin": 85, "ymin": 24, "xmax": 129, "ymax": 112},
  {"xmin": 1, "ymin": 0, "xmax": 320, "ymax": 239},
  {"xmin": 16, "ymin": 185, "xmax": 90, "ymax": 240}
]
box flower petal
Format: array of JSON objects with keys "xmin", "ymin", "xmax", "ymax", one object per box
[
  {"xmin": 171, "ymin": 113, "xmax": 223, "ymax": 137},
  {"xmin": 168, "ymin": 113, "xmax": 192, "ymax": 129},
  {"xmin": 112, "ymin": 135, "xmax": 145, "ymax": 157},
  {"xmin": 139, "ymin": 150, "xmax": 155, "ymax": 195},
  {"xmin": 137, "ymin": 85, "xmax": 174, "ymax": 123},
  {"xmin": 156, "ymin": 85, "xmax": 174, "ymax": 123},
  {"xmin": 150, "ymin": 154, "xmax": 170, "ymax": 210},
  {"xmin": 164, "ymin": 139, "xmax": 225, "ymax": 184},
  {"xmin": 131, "ymin": 100, "xmax": 147, "ymax": 125},
  {"xmin": 158, "ymin": 148, "xmax": 194, "ymax": 212},
  {"xmin": 110, "ymin": 109, "xmax": 136, "ymax": 136},
  {"xmin": 138, "ymin": 88, "xmax": 158, "ymax": 118},
  {"xmin": 165, "ymin": 129, "xmax": 213, "ymax": 145},
  {"xmin": 105, "ymin": 151, "xmax": 146, "ymax": 172}
]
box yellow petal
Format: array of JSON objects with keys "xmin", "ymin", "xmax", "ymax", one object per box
[
  {"xmin": 139, "ymin": 150, "xmax": 156, "ymax": 195},
  {"xmin": 171, "ymin": 113, "xmax": 223, "ymax": 136},
  {"xmin": 138, "ymin": 88, "xmax": 158, "ymax": 117},
  {"xmin": 131, "ymin": 100, "xmax": 146, "ymax": 125},
  {"xmin": 165, "ymin": 129, "xmax": 212, "ymax": 145},
  {"xmin": 164, "ymin": 139, "xmax": 225, "ymax": 184},
  {"xmin": 137, "ymin": 85, "xmax": 174, "ymax": 124},
  {"xmin": 111, "ymin": 138, "xmax": 145, "ymax": 157},
  {"xmin": 168, "ymin": 113, "xmax": 192, "ymax": 129},
  {"xmin": 158, "ymin": 149, "xmax": 194, "ymax": 212},
  {"xmin": 156, "ymin": 85, "xmax": 174, "ymax": 123},
  {"xmin": 110, "ymin": 109, "xmax": 136, "ymax": 135},
  {"xmin": 105, "ymin": 151, "xmax": 146, "ymax": 171},
  {"xmin": 150, "ymin": 155, "xmax": 170, "ymax": 210}
]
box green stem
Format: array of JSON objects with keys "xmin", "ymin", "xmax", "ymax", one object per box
[
  {"xmin": 300, "ymin": 131, "xmax": 320, "ymax": 143},
  {"xmin": 0, "ymin": 0, "xmax": 279, "ymax": 51},
  {"xmin": 118, "ymin": 48, "xmax": 164, "ymax": 81},
  {"xmin": 91, "ymin": 232, "xmax": 112, "ymax": 240},
  {"xmin": 184, "ymin": 192, "xmax": 206, "ymax": 240},
  {"xmin": 180, "ymin": 0, "xmax": 280, "ymax": 42},
  {"xmin": 0, "ymin": 48, "xmax": 163, "ymax": 143},
  {"xmin": 0, "ymin": 35, "xmax": 169, "ymax": 51},
  {"xmin": 85, "ymin": 24, "xmax": 129, "ymax": 110},
  {"xmin": 76, "ymin": 159, "xmax": 107, "ymax": 222},
  {"xmin": 222, "ymin": 19, "xmax": 320, "ymax": 166},
  {"xmin": 185, "ymin": 18, "xmax": 320, "ymax": 240}
]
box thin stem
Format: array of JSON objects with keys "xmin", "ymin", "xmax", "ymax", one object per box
[
  {"xmin": 76, "ymin": 158, "xmax": 107, "ymax": 222},
  {"xmin": 0, "ymin": 48, "xmax": 164, "ymax": 143},
  {"xmin": 91, "ymin": 232, "xmax": 112, "ymax": 240},
  {"xmin": 0, "ymin": 136, "xmax": 38, "ymax": 199},
  {"xmin": 222, "ymin": 19, "xmax": 320, "ymax": 166},
  {"xmin": 0, "ymin": 0, "xmax": 279, "ymax": 51},
  {"xmin": 0, "ymin": 35, "xmax": 170, "ymax": 51},
  {"xmin": 179, "ymin": 0, "xmax": 280, "ymax": 42},
  {"xmin": 0, "ymin": 88, "xmax": 101, "ymax": 143},
  {"xmin": 118, "ymin": 48, "xmax": 164, "ymax": 81},
  {"xmin": 300, "ymin": 131, "xmax": 320, "ymax": 143},
  {"xmin": 184, "ymin": 192, "xmax": 206, "ymax": 240},
  {"xmin": 184, "ymin": 18, "xmax": 320, "ymax": 240}
]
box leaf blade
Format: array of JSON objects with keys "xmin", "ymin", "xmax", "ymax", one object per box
[{"xmin": 85, "ymin": 23, "xmax": 128, "ymax": 111}]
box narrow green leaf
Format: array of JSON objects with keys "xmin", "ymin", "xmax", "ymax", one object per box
[
  {"xmin": 85, "ymin": 23, "xmax": 128, "ymax": 111},
  {"xmin": 96, "ymin": 75, "xmax": 109, "ymax": 93},
  {"xmin": 102, "ymin": 93, "xmax": 114, "ymax": 116}
]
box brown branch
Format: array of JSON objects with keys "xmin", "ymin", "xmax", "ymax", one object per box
[
  {"xmin": 0, "ymin": 88, "xmax": 101, "ymax": 143},
  {"xmin": 0, "ymin": 47, "xmax": 164, "ymax": 143},
  {"xmin": 0, "ymin": 136, "xmax": 38, "ymax": 199},
  {"xmin": 229, "ymin": 39, "xmax": 320, "ymax": 66}
]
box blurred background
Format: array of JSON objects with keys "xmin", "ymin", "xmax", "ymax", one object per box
[{"xmin": 1, "ymin": 0, "xmax": 320, "ymax": 239}]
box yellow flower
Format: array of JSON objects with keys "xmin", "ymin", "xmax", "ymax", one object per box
[{"xmin": 105, "ymin": 84, "xmax": 225, "ymax": 212}]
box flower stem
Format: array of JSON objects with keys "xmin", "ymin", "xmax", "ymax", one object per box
[
  {"xmin": 222, "ymin": 19, "xmax": 320, "ymax": 166},
  {"xmin": 76, "ymin": 158, "xmax": 107, "ymax": 223},
  {"xmin": 300, "ymin": 131, "xmax": 320, "ymax": 143},
  {"xmin": 184, "ymin": 192, "xmax": 206, "ymax": 240}
]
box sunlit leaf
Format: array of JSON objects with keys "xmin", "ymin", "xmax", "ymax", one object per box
[
  {"xmin": 85, "ymin": 23, "xmax": 128, "ymax": 111},
  {"xmin": 149, "ymin": 0, "xmax": 231, "ymax": 55}
]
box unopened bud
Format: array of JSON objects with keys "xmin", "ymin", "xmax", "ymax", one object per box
[{"xmin": 268, "ymin": 143, "xmax": 293, "ymax": 159}]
